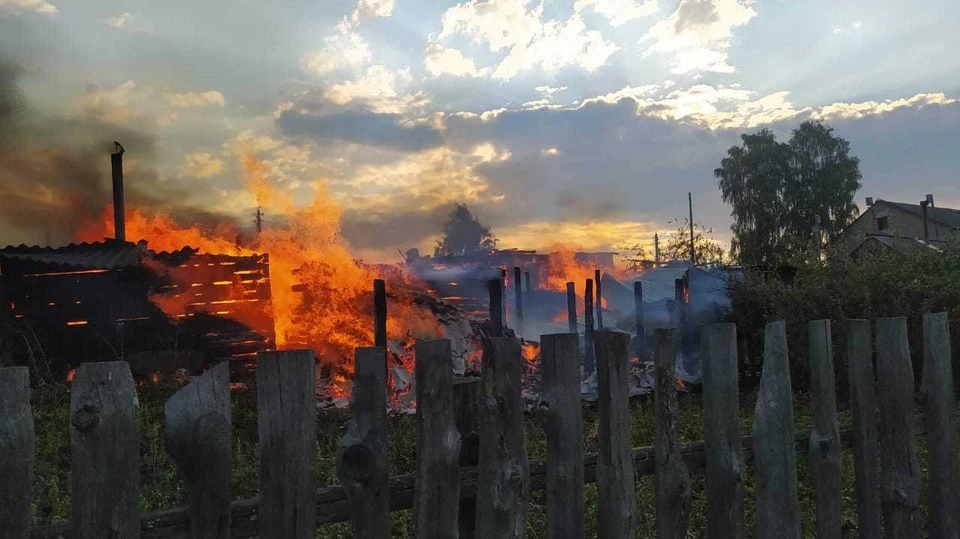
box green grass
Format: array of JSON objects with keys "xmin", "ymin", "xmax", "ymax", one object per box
[{"xmin": 29, "ymin": 379, "xmax": 936, "ymax": 538}]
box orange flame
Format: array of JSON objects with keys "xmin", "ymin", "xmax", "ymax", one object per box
[{"xmin": 66, "ymin": 368, "xmax": 76, "ymax": 382}]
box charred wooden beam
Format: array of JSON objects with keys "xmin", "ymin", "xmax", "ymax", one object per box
[
  {"xmin": 565, "ymin": 282, "xmax": 577, "ymax": 335},
  {"xmin": 487, "ymin": 279, "xmax": 503, "ymax": 337},
  {"xmin": 373, "ymin": 280, "xmax": 387, "ymax": 348}
]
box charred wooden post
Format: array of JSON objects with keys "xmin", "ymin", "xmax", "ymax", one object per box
[
  {"xmin": 415, "ymin": 340, "xmax": 461, "ymax": 539},
  {"xmin": 593, "ymin": 330, "xmax": 637, "ymax": 538},
  {"xmin": 454, "ymin": 377, "xmax": 481, "ymax": 539},
  {"xmin": 513, "ymin": 267, "xmax": 523, "ymax": 329},
  {"xmin": 338, "ymin": 347, "xmax": 389, "ymax": 539},
  {"xmin": 846, "ymin": 319, "xmax": 881, "ymax": 539},
  {"xmin": 500, "ymin": 268, "xmax": 507, "ymax": 324},
  {"xmin": 875, "ymin": 317, "xmax": 920, "ymax": 538},
  {"xmin": 566, "ymin": 282, "xmax": 577, "ymax": 334},
  {"xmin": 700, "ymin": 323, "xmax": 745, "ymax": 539},
  {"xmin": 634, "ymin": 281, "xmax": 644, "ymax": 358},
  {"xmin": 476, "ymin": 338, "xmax": 529, "ymax": 538},
  {"xmin": 488, "ymin": 278, "xmax": 504, "ymax": 337},
  {"xmin": 584, "ymin": 279, "xmax": 596, "ymax": 376},
  {"xmin": 0, "ymin": 366, "xmax": 34, "ymax": 539},
  {"xmin": 809, "ymin": 320, "xmax": 842, "ymax": 539},
  {"xmin": 257, "ymin": 350, "xmax": 317, "ymax": 539},
  {"xmin": 540, "ymin": 333, "xmax": 584, "ymax": 538},
  {"xmin": 164, "ymin": 362, "xmax": 232, "ymax": 539},
  {"xmin": 752, "ymin": 321, "xmax": 800, "ymax": 539},
  {"xmin": 594, "ymin": 269, "xmax": 603, "ymax": 330},
  {"xmin": 921, "ymin": 312, "xmax": 958, "ymax": 538},
  {"xmin": 70, "ymin": 361, "xmax": 140, "ymax": 539},
  {"xmin": 373, "ymin": 279, "xmax": 387, "ymax": 348},
  {"xmin": 524, "ymin": 271, "xmax": 533, "ymax": 313},
  {"xmin": 673, "ymin": 278, "xmax": 685, "ymax": 329},
  {"xmin": 654, "ymin": 329, "xmax": 691, "ymax": 539},
  {"xmin": 111, "ymin": 141, "xmax": 126, "ymax": 242}
]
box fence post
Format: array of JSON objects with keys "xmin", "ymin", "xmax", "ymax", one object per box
[
  {"xmin": 257, "ymin": 350, "xmax": 317, "ymax": 539},
  {"xmin": 584, "ymin": 279, "xmax": 596, "ymax": 376},
  {"xmin": 752, "ymin": 320, "xmax": 800, "ymax": 538},
  {"xmin": 875, "ymin": 317, "xmax": 920, "ymax": 538},
  {"xmin": 809, "ymin": 319, "xmax": 842, "ymax": 538},
  {"xmin": 922, "ymin": 312, "xmax": 958, "ymax": 538},
  {"xmin": 454, "ymin": 377, "xmax": 481, "ymax": 539},
  {"xmin": 70, "ymin": 361, "xmax": 140, "ymax": 539},
  {"xmin": 846, "ymin": 319, "xmax": 880, "ymax": 539},
  {"xmin": 594, "ymin": 330, "xmax": 637, "ymax": 539},
  {"xmin": 654, "ymin": 329, "xmax": 691, "ymax": 539},
  {"xmin": 338, "ymin": 347, "xmax": 389, "ymax": 539},
  {"xmin": 476, "ymin": 337, "xmax": 529, "ymax": 538},
  {"xmin": 541, "ymin": 333, "xmax": 584, "ymax": 538},
  {"xmin": 415, "ymin": 340, "xmax": 460, "ymax": 539},
  {"xmin": 701, "ymin": 323, "xmax": 745, "ymax": 539},
  {"xmin": 164, "ymin": 361, "xmax": 232, "ymax": 539},
  {"xmin": 0, "ymin": 366, "xmax": 34, "ymax": 539}
]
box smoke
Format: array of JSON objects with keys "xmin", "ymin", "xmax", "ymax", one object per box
[{"xmin": 0, "ymin": 57, "xmax": 237, "ymax": 247}]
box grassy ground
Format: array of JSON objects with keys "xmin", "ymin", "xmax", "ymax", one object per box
[{"xmin": 29, "ymin": 377, "xmax": 935, "ymax": 538}]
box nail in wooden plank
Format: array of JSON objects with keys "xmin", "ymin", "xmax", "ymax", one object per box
[
  {"xmin": 752, "ymin": 321, "xmax": 800, "ymax": 539},
  {"xmin": 164, "ymin": 362, "xmax": 232, "ymax": 539},
  {"xmin": 541, "ymin": 333, "xmax": 584, "ymax": 538},
  {"xmin": 257, "ymin": 350, "xmax": 317, "ymax": 539},
  {"xmin": 846, "ymin": 319, "xmax": 881, "ymax": 539},
  {"xmin": 654, "ymin": 329, "xmax": 691, "ymax": 539},
  {"xmin": 701, "ymin": 323, "xmax": 745, "ymax": 539},
  {"xmin": 594, "ymin": 330, "xmax": 637, "ymax": 539},
  {"xmin": 875, "ymin": 317, "xmax": 920, "ymax": 538},
  {"xmin": 0, "ymin": 366, "xmax": 34, "ymax": 539},
  {"xmin": 415, "ymin": 340, "xmax": 460, "ymax": 539},
  {"xmin": 476, "ymin": 338, "xmax": 529, "ymax": 538},
  {"xmin": 922, "ymin": 312, "xmax": 958, "ymax": 539},
  {"xmin": 71, "ymin": 361, "xmax": 140, "ymax": 539}
]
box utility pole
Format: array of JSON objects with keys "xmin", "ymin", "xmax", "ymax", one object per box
[
  {"xmin": 688, "ymin": 192, "xmax": 695, "ymax": 266},
  {"xmin": 654, "ymin": 233, "xmax": 660, "ymax": 267}
]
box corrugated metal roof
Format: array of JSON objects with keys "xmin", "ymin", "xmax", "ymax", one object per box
[{"xmin": 0, "ymin": 241, "xmax": 198, "ymax": 270}]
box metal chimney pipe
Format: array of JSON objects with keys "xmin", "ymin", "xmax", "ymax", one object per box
[
  {"xmin": 110, "ymin": 141, "xmax": 126, "ymax": 242},
  {"xmin": 865, "ymin": 197, "xmax": 874, "ymax": 207}
]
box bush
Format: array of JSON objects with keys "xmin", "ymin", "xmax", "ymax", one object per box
[{"xmin": 728, "ymin": 232, "xmax": 960, "ymax": 394}]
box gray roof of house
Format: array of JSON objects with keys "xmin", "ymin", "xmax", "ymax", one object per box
[{"xmin": 880, "ymin": 200, "xmax": 960, "ymax": 228}]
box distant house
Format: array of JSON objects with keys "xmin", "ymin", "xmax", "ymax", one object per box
[{"xmin": 834, "ymin": 197, "xmax": 960, "ymax": 256}]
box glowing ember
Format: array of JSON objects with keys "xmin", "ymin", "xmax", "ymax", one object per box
[
  {"xmin": 66, "ymin": 368, "xmax": 76, "ymax": 382},
  {"xmin": 676, "ymin": 376, "xmax": 685, "ymax": 390}
]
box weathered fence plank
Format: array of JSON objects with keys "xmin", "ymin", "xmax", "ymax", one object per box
[
  {"xmin": 654, "ymin": 329, "xmax": 690, "ymax": 539},
  {"xmin": 584, "ymin": 279, "xmax": 596, "ymax": 376},
  {"xmin": 257, "ymin": 350, "xmax": 317, "ymax": 539},
  {"xmin": 634, "ymin": 281, "xmax": 644, "ymax": 358},
  {"xmin": 541, "ymin": 333, "xmax": 584, "ymax": 539},
  {"xmin": 846, "ymin": 319, "xmax": 881, "ymax": 539},
  {"xmin": 32, "ymin": 410, "xmax": 945, "ymax": 539},
  {"xmin": 752, "ymin": 320, "xmax": 800, "ymax": 539},
  {"xmin": 594, "ymin": 330, "xmax": 637, "ymax": 539},
  {"xmin": 809, "ymin": 319, "xmax": 842, "ymax": 539},
  {"xmin": 875, "ymin": 317, "xmax": 920, "ymax": 538},
  {"xmin": 164, "ymin": 361, "xmax": 232, "ymax": 539},
  {"xmin": 595, "ymin": 268, "xmax": 603, "ymax": 330},
  {"xmin": 337, "ymin": 347, "xmax": 389, "ymax": 539},
  {"xmin": 922, "ymin": 312, "xmax": 958, "ymax": 539},
  {"xmin": 476, "ymin": 338, "xmax": 529, "ymax": 538},
  {"xmin": 701, "ymin": 323, "xmax": 745, "ymax": 539},
  {"xmin": 0, "ymin": 366, "xmax": 35, "ymax": 539},
  {"xmin": 70, "ymin": 361, "xmax": 141, "ymax": 539},
  {"xmin": 566, "ymin": 282, "xmax": 577, "ymax": 334},
  {"xmin": 454, "ymin": 377, "xmax": 481, "ymax": 539},
  {"xmin": 415, "ymin": 340, "xmax": 460, "ymax": 539}
]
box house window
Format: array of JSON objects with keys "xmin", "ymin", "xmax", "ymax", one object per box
[{"xmin": 877, "ymin": 216, "xmax": 889, "ymax": 231}]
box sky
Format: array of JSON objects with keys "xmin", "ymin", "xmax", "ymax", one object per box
[{"xmin": 1, "ymin": 0, "xmax": 959, "ymax": 262}]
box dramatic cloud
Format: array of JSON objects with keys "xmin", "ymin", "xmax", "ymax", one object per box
[
  {"xmin": 574, "ymin": 0, "xmax": 658, "ymax": 27},
  {"xmin": 166, "ymin": 90, "xmax": 226, "ymax": 109},
  {"xmin": 180, "ymin": 152, "xmax": 225, "ymax": 178},
  {"xmin": 640, "ymin": 0, "xmax": 756, "ymax": 74},
  {"xmin": 304, "ymin": 22, "xmax": 372, "ymax": 75},
  {"xmin": 425, "ymin": 43, "xmax": 488, "ymax": 77},
  {"xmin": 277, "ymin": 109, "xmax": 444, "ymax": 152},
  {"xmin": 79, "ymin": 80, "xmax": 141, "ymax": 124},
  {"xmin": 350, "ymin": 0, "xmax": 394, "ymax": 24},
  {"xmin": 323, "ymin": 65, "xmax": 428, "ymax": 114}
]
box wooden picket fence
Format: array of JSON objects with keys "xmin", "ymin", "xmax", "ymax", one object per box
[{"xmin": 1, "ymin": 314, "xmax": 956, "ymax": 538}]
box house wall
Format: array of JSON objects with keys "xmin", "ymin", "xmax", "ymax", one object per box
[{"xmin": 838, "ymin": 201, "xmax": 952, "ymax": 253}]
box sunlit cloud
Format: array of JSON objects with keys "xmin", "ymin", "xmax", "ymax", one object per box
[
  {"xmin": 304, "ymin": 21, "xmax": 372, "ymax": 75},
  {"xmin": 166, "ymin": 90, "xmax": 226, "ymax": 108},
  {"xmin": 180, "ymin": 152, "xmax": 225, "ymax": 178},
  {"xmin": 103, "ymin": 12, "xmax": 130, "ymax": 29},
  {"xmin": 0, "ymin": 0, "xmax": 57, "ymax": 15},
  {"xmin": 575, "ymin": 0, "xmax": 658, "ymax": 27}
]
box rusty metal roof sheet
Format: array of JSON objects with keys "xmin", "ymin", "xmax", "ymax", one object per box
[{"xmin": 0, "ymin": 241, "xmax": 198, "ymax": 270}]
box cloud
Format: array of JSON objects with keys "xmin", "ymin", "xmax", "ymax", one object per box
[
  {"xmin": 79, "ymin": 80, "xmax": 140, "ymax": 124},
  {"xmin": 640, "ymin": 0, "xmax": 756, "ymax": 74},
  {"xmin": 277, "ymin": 109, "xmax": 444, "ymax": 152},
  {"xmin": 425, "ymin": 43, "xmax": 488, "ymax": 77},
  {"xmin": 0, "ymin": 0, "xmax": 56, "ymax": 15},
  {"xmin": 574, "ymin": 0, "xmax": 658, "ymax": 27},
  {"xmin": 304, "ymin": 21, "xmax": 372, "ymax": 75},
  {"xmin": 350, "ymin": 0, "xmax": 394, "ymax": 24},
  {"xmin": 438, "ymin": 0, "xmax": 620, "ymax": 79},
  {"xmin": 324, "ymin": 65, "xmax": 428, "ymax": 114},
  {"xmin": 815, "ymin": 93, "xmax": 957, "ymax": 120},
  {"xmin": 103, "ymin": 12, "xmax": 130, "ymax": 29},
  {"xmin": 166, "ymin": 90, "xmax": 226, "ymax": 108},
  {"xmin": 180, "ymin": 152, "xmax": 225, "ymax": 178}
]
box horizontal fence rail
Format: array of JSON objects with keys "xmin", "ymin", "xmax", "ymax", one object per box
[{"xmin": 5, "ymin": 311, "xmax": 956, "ymax": 539}]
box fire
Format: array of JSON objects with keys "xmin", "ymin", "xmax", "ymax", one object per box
[
  {"xmin": 676, "ymin": 376, "xmax": 685, "ymax": 391},
  {"xmin": 539, "ymin": 244, "xmax": 607, "ymax": 322},
  {"xmin": 521, "ymin": 340, "xmax": 540, "ymax": 364},
  {"xmin": 66, "ymin": 368, "xmax": 76, "ymax": 382}
]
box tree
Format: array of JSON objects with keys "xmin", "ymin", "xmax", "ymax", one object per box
[
  {"xmin": 715, "ymin": 121, "xmax": 861, "ymax": 266},
  {"xmin": 434, "ymin": 203, "xmax": 497, "ymax": 257},
  {"xmin": 661, "ymin": 218, "xmax": 725, "ymax": 265}
]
